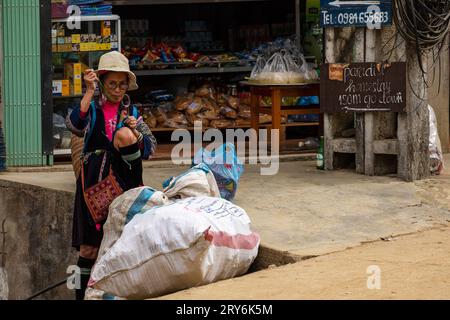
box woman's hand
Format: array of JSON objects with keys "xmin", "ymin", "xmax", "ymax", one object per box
[
  {"xmin": 84, "ymin": 69, "xmax": 98, "ymax": 92},
  {"xmin": 124, "ymin": 116, "xmax": 137, "ymax": 130},
  {"xmin": 80, "ymin": 69, "xmax": 98, "ymax": 113}
]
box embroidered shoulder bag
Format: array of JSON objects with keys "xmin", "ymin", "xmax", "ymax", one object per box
[{"xmin": 81, "ymin": 152, "xmax": 123, "ymax": 224}]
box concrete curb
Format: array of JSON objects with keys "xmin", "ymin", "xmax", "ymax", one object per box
[{"xmin": 1, "ymin": 153, "xmax": 317, "ymax": 173}]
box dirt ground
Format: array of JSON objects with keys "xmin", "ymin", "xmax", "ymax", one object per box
[
  {"xmin": 1, "ymin": 156, "xmax": 450, "ymax": 299},
  {"xmin": 160, "ymin": 225, "xmax": 450, "ymax": 300}
]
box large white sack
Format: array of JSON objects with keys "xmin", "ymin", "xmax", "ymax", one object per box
[
  {"xmin": 88, "ymin": 196, "xmax": 260, "ymax": 299},
  {"xmin": 98, "ymin": 186, "xmax": 170, "ymax": 257},
  {"xmin": 163, "ymin": 163, "xmax": 221, "ymax": 199}
]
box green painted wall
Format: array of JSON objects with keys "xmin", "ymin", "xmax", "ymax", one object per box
[{"xmin": 1, "ymin": 0, "xmax": 44, "ymax": 166}]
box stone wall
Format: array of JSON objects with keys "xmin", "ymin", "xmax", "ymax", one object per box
[{"xmin": 0, "ymin": 180, "xmax": 77, "ymax": 300}]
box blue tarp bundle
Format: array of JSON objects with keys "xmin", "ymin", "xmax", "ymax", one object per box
[{"xmin": 192, "ymin": 143, "xmax": 244, "ymax": 201}]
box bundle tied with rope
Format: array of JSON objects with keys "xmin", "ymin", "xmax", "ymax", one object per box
[{"xmin": 390, "ymin": 0, "xmax": 450, "ymax": 100}]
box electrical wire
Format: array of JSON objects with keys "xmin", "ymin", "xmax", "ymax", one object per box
[
  {"xmin": 25, "ymin": 278, "xmax": 68, "ymax": 300},
  {"xmin": 390, "ymin": 0, "xmax": 450, "ymax": 101}
]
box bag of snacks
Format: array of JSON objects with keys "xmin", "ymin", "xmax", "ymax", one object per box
[
  {"xmin": 238, "ymin": 105, "xmax": 251, "ymax": 119},
  {"xmin": 185, "ymin": 98, "xmax": 204, "ymax": 115},
  {"xmin": 210, "ymin": 119, "xmax": 235, "ymax": 129},
  {"xmin": 219, "ymin": 106, "xmax": 238, "ymax": 119}
]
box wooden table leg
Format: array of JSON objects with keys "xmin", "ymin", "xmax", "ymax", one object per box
[
  {"xmin": 250, "ymin": 91, "xmax": 260, "ymax": 152},
  {"xmin": 271, "ymin": 88, "xmax": 282, "ymax": 151}
]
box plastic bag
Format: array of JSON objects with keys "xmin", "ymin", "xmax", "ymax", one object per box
[
  {"xmin": 192, "ymin": 143, "xmax": 244, "ymax": 201},
  {"xmin": 428, "ymin": 105, "xmax": 444, "ymax": 175},
  {"xmin": 250, "ymin": 56, "xmax": 266, "ymax": 81},
  {"xmin": 252, "ymin": 51, "xmax": 306, "ymax": 84},
  {"xmin": 185, "ymin": 98, "xmax": 204, "ymax": 115},
  {"xmin": 219, "ymin": 106, "xmax": 238, "ymax": 119},
  {"xmin": 298, "ymin": 55, "xmax": 319, "ymax": 83},
  {"xmin": 257, "ymin": 52, "xmax": 289, "ymax": 84}
]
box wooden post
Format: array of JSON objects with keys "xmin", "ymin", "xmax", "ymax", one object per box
[
  {"xmin": 354, "ymin": 28, "xmax": 365, "ymax": 174},
  {"xmin": 364, "ymin": 29, "xmax": 377, "ymax": 176},
  {"xmin": 397, "ymin": 44, "xmax": 430, "ymax": 181},
  {"xmin": 324, "ymin": 28, "xmax": 335, "ymax": 170},
  {"xmin": 271, "ymin": 88, "xmax": 282, "ymax": 147}
]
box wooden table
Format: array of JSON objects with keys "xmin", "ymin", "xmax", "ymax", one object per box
[{"xmin": 241, "ymin": 81, "xmax": 321, "ymax": 148}]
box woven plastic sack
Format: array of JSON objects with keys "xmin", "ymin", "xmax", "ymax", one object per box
[
  {"xmin": 428, "ymin": 105, "xmax": 444, "ymax": 175},
  {"xmin": 192, "ymin": 143, "xmax": 244, "ymax": 201},
  {"xmin": 163, "ymin": 163, "xmax": 221, "ymax": 199},
  {"xmin": 88, "ymin": 196, "xmax": 260, "ymax": 299}
]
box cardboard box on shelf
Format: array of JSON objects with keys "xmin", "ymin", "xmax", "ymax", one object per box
[
  {"xmin": 88, "ymin": 42, "xmax": 97, "ymax": 51},
  {"xmin": 64, "ymin": 63, "xmax": 82, "ymax": 96},
  {"xmin": 57, "ymin": 44, "xmax": 72, "ymax": 52},
  {"xmin": 57, "ymin": 37, "xmax": 65, "ymax": 45},
  {"xmin": 101, "ymin": 21, "xmax": 111, "ymax": 37},
  {"xmin": 81, "ymin": 34, "xmax": 90, "ymax": 43},
  {"xmin": 52, "ymin": 80, "xmax": 70, "ymax": 96},
  {"xmin": 65, "ymin": 63, "xmax": 81, "ymax": 78},
  {"xmin": 52, "ymin": 29, "xmax": 57, "ymax": 38},
  {"xmin": 100, "ymin": 43, "xmax": 111, "ymax": 51},
  {"xmin": 72, "ymin": 34, "xmax": 81, "ymax": 44},
  {"xmin": 52, "ymin": 44, "xmax": 57, "ymax": 52},
  {"xmin": 71, "ymin": 80, "xmax": 82, "ymax": 96},
  {"xmin": 80, "ymin": 43, "xmax": 90, "ymax": 51},
  {"xmin": 72, "ymin": 43, "xmax": 80, "ymax": 52},
  {"xmin": 57, "ymin": 28, "xmax": 65, "ymax": 37}
]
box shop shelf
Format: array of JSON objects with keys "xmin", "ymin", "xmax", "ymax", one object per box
[
  {"xmin": 111, "ymin": 0, "xmax": 268, "ymax": 5},
  {"xmin": 53, "ymin": 149, "xmax": 72, "ymax": 156},
  {"xmin": 149, "ymin": 121, "xmax": 319, "ymax": 132},
  {"xmin": 52, "ymin": 14, "xmax": 121, "ymax": 23},
  {"xmin": 134, "ymin": 66, "xmax": 253, "ymax": 76}
]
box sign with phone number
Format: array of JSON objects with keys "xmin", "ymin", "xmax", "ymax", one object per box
[{"xmin": 320, "ymin": 0, "xmax": 392, "ymax": 28}]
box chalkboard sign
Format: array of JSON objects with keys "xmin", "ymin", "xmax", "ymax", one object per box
[
  {"xmin": 320, "ymin": 0, "xmax": 392, "ymax": 28},
  {"xmin": 320, "ymin": 62, "xmax": 406, "ymax": 113}
]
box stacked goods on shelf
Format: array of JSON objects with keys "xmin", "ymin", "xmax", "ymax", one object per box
[
  {"xmin": 52, "ymin": 20, "xmax": 118, "ymax": 53},
  {"xmin": 135, "ymin": 85, "xmax": 281, "ymax": 131},
  {"xmin": 52, "ymin": 80, "xmax": 70, "ymax": 97},
  {"xmin": 52, "ymin": 62, "xmax": 90, "ymax": 97},
  {"xmin": 122, "ymin": 41, "xmax": 246, "ymax": 71},
  {"xmin": 64, "ymin": 63, "xmax": 83, "ymax": 96}
]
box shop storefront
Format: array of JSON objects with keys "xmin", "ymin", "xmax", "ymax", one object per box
[
  {"xmin": 48, "ymin": 0, "xmax": 323, "ymax": 161},
  {"xmin": 1, "ymin": 0, "xmax": 448, "ymax": 180},
  {"xmin": 0, "ymin": 0, "xmax": 324, "ymax": 166}
]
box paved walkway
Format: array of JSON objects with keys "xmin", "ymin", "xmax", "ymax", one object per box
[
  {"xmin": 159, "ymin": 226, "xmax": 450, "ymax": 300},
  {"xmin": 1, "ymin": 157, "xmax": 449, "ymax": 258}
]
